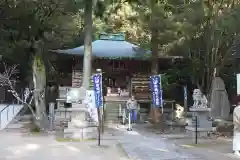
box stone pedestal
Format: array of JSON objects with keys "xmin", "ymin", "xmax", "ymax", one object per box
[
  {"xmin": 166, "ymin": 119, "xmax": 186, "ymax": 132},
  {"xmin": 63, "ymin": 106, "xmax": 98, "ymax": 140},
  {"xmin": 56, "ymin": 87, "xmax": 98, "ymax": 140},
  {"xmin": 185, "ymin": 108, "xmax": 215, "ymax": 138}
]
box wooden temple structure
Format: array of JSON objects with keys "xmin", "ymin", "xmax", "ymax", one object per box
[
  {"xmin": 50, "ymin": 33, "xmax": 175, "ymax": 100},
  {"xmin": 50, "ymin": 33, "xmax": 179, "ymax": 123}
]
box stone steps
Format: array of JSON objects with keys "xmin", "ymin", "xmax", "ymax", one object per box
[
  {"xmin": 104, "ymin": 104, "xmax": 149, "ymax": 124},
  {"xmin": 54, "ymin": 111, "xmax": 149, "ymax": 128},
  {"xmin": 104, "ymin": 104, "xmax": 119, "ymax": 124}
]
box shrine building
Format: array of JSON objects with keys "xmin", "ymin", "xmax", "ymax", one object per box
[{"xmin": 50, "ymin": 33, "xmax": 178, "ymax": 101}]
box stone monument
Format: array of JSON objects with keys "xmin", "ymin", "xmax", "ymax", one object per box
[
  {"xmin": 233, "ymin": 104, "xmax": 240, "ymax": 156},
  {"xmin": 209, "ymin": 77, "xmax": 230, "ymax": 120},
  {"xmin": 166, "ymin": 104, "xmax": 186, "ymax": 132},
  {"xmin": 63, "ymin": 87, "xmax": 97, "ymax": 140},
  {"xmin": 174, "ymin": 104, "xmax": 185, "ymax": 124},
  {"xmin": 185, "ymin": 89, "xmax": 214, "ymax": 138}
]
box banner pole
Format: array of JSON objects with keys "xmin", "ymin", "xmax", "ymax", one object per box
[
  {"xmin": 160, "ymin": 74, "xmax": 164, "ymax": 133},
  {"xmin": 97, "ymin": 107, "xmax": 101, "ymax": 146},
  {"xmin": 183, "ymin": 86, "xmax": 188, "ymax": 115},
  {"xmin": 93, "ymin": 72, "xmax": 103, "ymax": 146},
  {"xmin": 161, "ymin": 104, "xmax": 164, "ymax": 133},
  {"xmin": 100, "ymin": 72, "xmax": 104, "ymax": 134}
]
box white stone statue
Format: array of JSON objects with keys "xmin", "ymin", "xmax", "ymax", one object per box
[
  {"xmin": 192, "ymin": 89, "xmax": 208, "ymax": 108},
  {"xmin": 174, "ymin": 104, "xmax": 185, "ymax": 119},
  {"xmin": 173, "ymin": 104, "xmax": 186, "ymax": 125},
  {"xmin": 233, "ymin": 103, "xmax": 240, "ymax": 156}
]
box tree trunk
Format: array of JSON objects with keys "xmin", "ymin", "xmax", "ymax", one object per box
[
  {"xmin": 82, "ymin": 0, "xmax": 93, "ymax": 89},
  {"xmin": 151, "ymin": 30, "xmax": 159, "ymax": 75},
  {"xmin": 149, "ymin": 28, "xmax": 161, "ymax": 124},
  {"xmin": 32, "ymin": 47, "xmax": 47, "ymax": 130}
]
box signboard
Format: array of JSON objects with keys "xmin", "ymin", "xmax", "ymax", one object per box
[
  {"xmin": 99, "ymin": 33, "xmax": 125, "ymax": 41},
  {"xmin": 150, "ymin": 75, "xmax": 163, "ymax": 107},
  {"xmin": 84, "ymin": 90, "xmax": 96, "ymax": 108},
  {"xmin": 84, "ymin": 90, "xmax": 98, "ymax": 123},
  {"xmin": 92, "ymin": 73, "xmax": 103, "ymax": 108}
]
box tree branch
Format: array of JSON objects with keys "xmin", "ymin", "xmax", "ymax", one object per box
[{"xmin": 0, "ymin": 63, "xmax": 37, "ymax": 118}]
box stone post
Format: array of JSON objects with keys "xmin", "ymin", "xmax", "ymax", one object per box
[{"xmin": 49, "ymin": 102, "xmax": 55, "ymax": 131}]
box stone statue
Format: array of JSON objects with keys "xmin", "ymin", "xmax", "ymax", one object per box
[
  {"xmin": 174, "ymin": 104, "xmax": 186, "ymax": 125},
  {"xmin": 233, "ymin": 103, "xmax": 240, "ymax": 156},
  {"xmin": 174, "ymin": 104, "xmax": 185, "ymax": 119},
  {"xmin": 192, "ymin": 89, "xmax": 208, "ymax": 108},
  {"xmin": 209, "ymin": 77, "xmax": 230, "ymax": 120}
]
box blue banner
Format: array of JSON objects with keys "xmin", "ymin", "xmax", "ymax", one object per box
[
  {"xmin": 150, "ymin": 75, "xmax": 163, "ymax": 107},
  {"xmin": 93, "ymin": 73, "xmax": 103, "ymax": 108}
]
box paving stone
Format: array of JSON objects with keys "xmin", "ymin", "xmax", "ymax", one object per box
[
  {"xmin": 113, "ymin": 125, "xmax": 203, "ymax": 160},
  {"xmin": 0, "ymin": 132, "xmax": 128, "ymax": 160}
]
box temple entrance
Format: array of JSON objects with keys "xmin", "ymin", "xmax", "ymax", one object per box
[{"xmin": 103, "ymin": 72, "xmax": 130, "ymax": 96}]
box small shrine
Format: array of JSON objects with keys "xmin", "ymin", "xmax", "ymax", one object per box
[
  {"xmin": 50, "ymin": 33, "xmax": 179, "ymax": 131},
  {"xmin": 50, "ymin": 33, "xmax": 172, "ymax": 100}
]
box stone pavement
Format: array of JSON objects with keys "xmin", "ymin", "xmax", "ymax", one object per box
[
  {"xmin": 173, "ymin": 138, "xmax": 239, "ymax": 160},
  {"xmin": 115, "ymin": 123, "xmax": 240, "ymax": 160},
  {"xmin": 111, "ymin": 124, "xmax": 203, "ymax": 160},
  {"xmin": 0, "ymin": 131, "xmax": 128, "ymax": 160},
  {"xmin": 2, "ymin": 123, "xmax": 240, "ymax": 160}
]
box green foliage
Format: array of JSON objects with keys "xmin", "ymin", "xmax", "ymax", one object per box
[
  {"xmin": 118, "ymin": 0, "xmax": 240, "ymax": 94},
  {"xmin": 160, "ymin": 74, "xmax": 171, "ymax": 91},
  {"xmin": 0, "ymin": 0, "xmax": 88, "ymax": 88},
  {"xmin": 93, "ymin": 0, "xmax": 151, "ymax": 44},
  {"xmin": 0, "ymin": 0, "xmax": 82, "ymax": 76},
  {"xmin": 1, "ymin": 0, "xmax": 240, "ymax": 96}
]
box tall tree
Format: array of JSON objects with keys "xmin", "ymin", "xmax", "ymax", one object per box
[
  {"xmin": 126, "ymin": 0, "xmax": 187, "ymax": 123},
  {"xmin": 171, "ymin": 0, "xmax": 240, "ymax": 94},
  {"xmin": 81, "ymin": 0, "xmax": 114, "ymax": 89},
  {"xmin": 82, "ymin": 0, "xmax": 93, "ymax": 89},
  {"xmin": 0, "ymin": 0, "xmax": 80, "ymax": 129}
]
